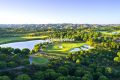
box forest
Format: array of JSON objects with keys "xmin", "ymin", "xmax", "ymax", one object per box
[{"xmin": 0, "ymin": 25, "xmax": 120, "ymax": 80}]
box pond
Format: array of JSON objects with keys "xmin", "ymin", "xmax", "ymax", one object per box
[
  {"xmin": 0, "ymin": 40, "xmax": 50, "ymax": 50},
  {"xmin": 69, "ymin": 48, "xmax": 81, "ymax": 52},
  {"xmin": 69, "ymin": 44, "xmax": 93, "ymax": 52}
]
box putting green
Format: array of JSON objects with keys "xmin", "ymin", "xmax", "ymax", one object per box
[{"xmin": 32, "ymin": 56, "xmax": 49, "ymax": 65}]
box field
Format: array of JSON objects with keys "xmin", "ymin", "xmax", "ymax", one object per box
[
  {"xmin": 0, "ymin": 36, "xmax": 48, "ymax": 44},
  {"xmin": 30, "ymin": 42, "xmax": 86, "ymax": 64},
  {"xmin": 43, "ymin": 42, "xmax": 86, "ymax": 56}
]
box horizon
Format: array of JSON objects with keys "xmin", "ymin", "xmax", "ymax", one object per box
[
  {"xmin": 0, "ymin": 0, "xmax": 120, "ymax": 24},
  {"xmin": 0, "ymin": 23, "xmax": 120, "ymax": 24}
]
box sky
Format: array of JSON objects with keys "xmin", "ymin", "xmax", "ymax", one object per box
[{"xmin": 0, "ymin": 0, "xmax": 120, "ymax": 24}]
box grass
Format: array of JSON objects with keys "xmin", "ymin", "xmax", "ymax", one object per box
[
  {"xmin": 0, "ymin": 36, "xmax": 48, "ymax": 44},
  {"xmin": 22, "ymin": 36, "xmax": 48, "ymax": 39},
  {"xmin": 32, "ymin": 56, "xmax": 49, "ymax": 65},
  {"xmin": 101, "ymin": 31, "xmax": 112, "ymax": 35},
  {"xmin": 99, "ymin": 30, "xmax": 120, "ymax": 35},
  {"xmin": 44, "ymin": 42, "xmax": 86, "ymax": 56}
]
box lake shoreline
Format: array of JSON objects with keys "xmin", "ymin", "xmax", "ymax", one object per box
[{"xmin": 0, "ymin": 40, "xmax": 51, "ymax": 50}]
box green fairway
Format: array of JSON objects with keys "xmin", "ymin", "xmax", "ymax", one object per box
[
  {"xmin": 32, "ymin": 56, "xmax": 49, "ymax": 65},
  {"xmin": 0, "ymin": 36, "xmax": 48, "ymax": 44},
  {"xmin": 44, "ymin": 42, "xmax": 86, "ymax": 55}
]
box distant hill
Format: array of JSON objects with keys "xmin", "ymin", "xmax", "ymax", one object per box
[{"xmin": 0, "ymin": 24, "xmax": 120, "ymax": 29}]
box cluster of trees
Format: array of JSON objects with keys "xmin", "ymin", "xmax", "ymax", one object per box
[
  {"xmin": 1, "ymin": 47, "xmax": 120, "ymax": 80},
  {"xmin": 49, "ymin": 28, "xmax": 120, "ymax": 51},
  {"xmin": 0, "ymin": 47, "xmax": 30, "ymax": 69},
  {"xmin": 49, "ymin": 29, "xmax": 101, "ymax": 41}
]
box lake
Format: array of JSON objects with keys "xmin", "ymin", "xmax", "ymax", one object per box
[{"xmin": 0, "ymin": 40, "xmax": 50, "ymax": 50}]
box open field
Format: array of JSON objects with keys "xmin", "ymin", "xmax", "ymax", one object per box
[
  {"xmin": 0, "ymin": 36, "xmax": 48, "ymax": 44},
  {"xmin": 44, "ymin": 42, "xmax": 86, "ymax": 56}
]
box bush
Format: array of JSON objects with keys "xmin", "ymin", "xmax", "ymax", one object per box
[
  {"xmin": 57, "ymin": 66, "xmax": 69, "ymax": 75},
  {"xmin": 15, "ymin": 74, "xmax": 31, "ymax": 80},
  {"xmin": 98, "ymin": 75, "xmax": 109, "ymax": 80},
  {"xmin": 0, "ymin": 76, "xmax": 11, "ymax": 80},
  {"xmin": 7, "ymin": 61, "xmax": 17, "ymax": 68},
  {"xmin": 0, "ymin": 61, "xmax": 7, "ymax": 69}
]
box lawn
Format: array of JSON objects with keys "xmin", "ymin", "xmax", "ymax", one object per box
[
  {"xmin": 32, "ymin": 56, "xmax": 49, "ymax": 65},
  {"xmin": 44, "ymin": 42, "xmax": 86, "ymax": 55}
]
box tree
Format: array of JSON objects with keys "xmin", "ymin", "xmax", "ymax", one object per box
[
  {"xmin": 34, "ymin": 71, "xmax": 44, "ymax": 80},
  {"xmin": 0, "ymin": 61, "xmax": 7, "ymax": 69},
  {"xmin": 57, "ymin": 66, "xmax": 69, "ymax": 75},
  {"xmin": 57, "ymin": 76, "xmax": 81, "ymax": 80},
  {"xmin": 12, "ymin": 54, "xmax": 20, "ymax": 62},
  {"xmin": 86, "ymin": 39, "xmax": 94, "ymax": 46},
  {"xmin": 75, "ymin": 69, "xmax": 85, "ymax": 77},
  {"xmin": 93, "ymin": 72, "xmax": 103, "ymax": 80},
  {"xmin": 15, "ymin": 74, "xmax": 31, "ymax": 80},
  {"xmin": 44, "ymin": 70, "xmax": 60, "ymax": 80},
  {"xmin": 22, "ymin": 48, "xmax": 30, "ymax": 55},
  {"xmin": 20, "ymin": 59, "xmax": 29, "ymax": 66},
  {"xmin": 56, "ymin": 76, "xmax": 67, "ymax": 80},
  {"xmin": 14, "ymin": 48, "xmax": 21, "ymax": 54},
  {"xmin": 0, "ymin": 48, "xmax": 8, "ymax": 54},
  {"xmin": 114, "ymin": 51, "xmax": 120, "ymax": 62},
  {"xmin": 0, "ymin": 54, "xmax": 8, "ymax": 61},
  {"xmin": 105, "ymin": 67, "xmax": 113, "ymax": 76},
  {"xmin": 81, "ymin": 74, "xmax": 93, "ymax": 80},
  {"xmin": 33, "ymin": 44, "xmax": 40, "ymax": 53},
  {"xmin": 7, "ymin": 47, "xmax": 14, "ymax": 54},
  {"xmin": 34, "ymin": 70, "xmax": 60, "ymax": 80},
  {"xmin": 114, "ymin": 57, "xmax": 120, "ymax": 62},
  {"xmin": 98, "ymin": 75, "xmax": 109, "ymax": 80},
  {"xmin": 7, "ymin": 61, "xmax": 17, "ymax": 68},
  {"xmin": 0, "ymin": 76, "xmax": 11, "ymax": 80},
  {"xmin": 117, "ymin": 52, "xmax": 120, "ymax": 57},
  {"xmin": 76, "ymin": 59, "xmax": 80, "ymax": 64}
]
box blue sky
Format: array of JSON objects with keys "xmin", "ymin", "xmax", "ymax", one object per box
[{"xmin": 0, "ymin": 0, "xmax": 120, "ymax": 24}]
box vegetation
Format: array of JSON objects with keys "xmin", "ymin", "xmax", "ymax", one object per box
[
  {"xmin": 46, "ymin": 42, "xmax": 85, "ymax": 52},
  {"xmin": 0, "ymin": 25, "xmax": 120, "ymax": 80}
]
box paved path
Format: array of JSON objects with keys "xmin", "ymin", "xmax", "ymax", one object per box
[{"xmin": 0, "ymin": 66, "xmax": 25, "ymax": 72}]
